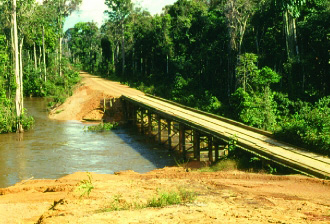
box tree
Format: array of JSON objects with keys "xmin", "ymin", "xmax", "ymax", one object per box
[
  {"xmin": 12, "ymin": 0, "xmax": 24, "ymax": 132},
  {"xmin": 43, "ymin": 0, "xmax": 82, "ymax": 77},
  {"xmin": 105, "ymin": 0, "xmax": 133, "ymax": 78},
  {"xmin": 66, "ymin": 22, "xmax": 100, "ymax": 72},
  {"xmin": 275, "ymin": 0, "xmax": 306, "ymax": 59},
  {"xmin": 224, "ymin": 0, "xmax": 260, "ymax": 95}
]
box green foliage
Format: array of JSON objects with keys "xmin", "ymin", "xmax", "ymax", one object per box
[
  {"xmin": 40, "ymin": 67, "xmax": 81, "ymax": 108},
  {"xmin": 98, "ymin": 188, "xmax": 197, "ymax": 213},
  {"xmin": 85, "ymin": 122, "xmax": 119, "ymax": 132},
  {"xmin": 254, "ymin": 66, "xmax": 281, "ymax": 87},
  {"xmin": 147, "ymin": 188, "xmax": 197, "ymax": 208},
  {"xmin": 102, "ymin": 194, "xmax": 137, "ymax": 211},
  {"xmin": 76, "ymin": 172, "xmax": 94, "ymax": 198},
  {"xmin": 231, "ymin": 88, "xmax": 278, "ymax": 130},
  {"xmin": 228, "ymin": 135, "xmax": 238, "ymax": 152},
  {"xmin": 236, "ymin": 53, "xmax": 259, "ymax": 92},
  {"xmin": 275, "ymin": 96, "xmax": 330, "ymax": 155},
  {"xmin": 199, "ymin": 159, "xmax": 237, "ymax": 172}
]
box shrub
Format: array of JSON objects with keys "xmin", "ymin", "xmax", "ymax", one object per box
[
  {"xmin": 275, "ymin": 96, "xmax": 330, "ymax": 155},
  {"xmin": 85, "ymin": 122, "xmax": 118, "ymax": 132}
]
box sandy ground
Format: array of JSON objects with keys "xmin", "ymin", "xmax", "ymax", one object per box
[{"xmin": 1, "ymin": 72, "xmax": 329, "ymax": 223}]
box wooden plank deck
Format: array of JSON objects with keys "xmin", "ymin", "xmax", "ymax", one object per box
[{"xmin": 122, "ymin": 94, "xmax": 330, "ymax": 179}]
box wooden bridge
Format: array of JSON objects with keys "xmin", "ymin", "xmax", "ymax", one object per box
[{"xmin": 120, "ymin": 94, "xmax": 330, "ymax": 179}]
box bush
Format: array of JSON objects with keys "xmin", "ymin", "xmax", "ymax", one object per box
[
  {"xmin": 275, "ymin": 96, "xmax": 330, "ymax": 155},
  {"xmin": 147, "ymin": 188, "xmax": 197, "ymax": 207},
  {"xmin": 85, "ymin": 122, "xmax": 118, "ymax": 132}
]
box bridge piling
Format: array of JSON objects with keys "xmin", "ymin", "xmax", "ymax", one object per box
[
  {"xmin": 148, "ymin": 111, "xmax": 152, "ymax": 138},
  {"xmin": 157, "ymin": 115, "xmax": 162, "ymax": 144},
  {"xmin": 140, "ymin": 109, "xmax": 145, "ymax": 134},
  {"xmin": 193, "ymin": 130, "xmax": 201, "ymax": 161},
  {"xmin": 208, "ymin": 136, "xmax": 213, "ymax": 162},
  {"xmin": 179, "ymin": 124, "xmax": 186, "ymax": 160},
  {"xmin": 167, "ymin": 120, "xmax": 172, "ymax": 151}
]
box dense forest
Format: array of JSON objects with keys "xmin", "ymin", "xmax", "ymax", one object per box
[
  {"xmin": 0, "ymin": 0, "xmax": 82, "ymax": 133},
  {"xmin": 0, "ymin": 0, "xmax": 329, "ymax": 155}
]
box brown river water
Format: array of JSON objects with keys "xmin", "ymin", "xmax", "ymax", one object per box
[{"xmin": 0, "ymin": 98, "xmax": 175, "ymax": 188}]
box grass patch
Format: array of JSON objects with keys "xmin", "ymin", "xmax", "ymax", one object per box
[
  {"xmin": 55, "ymin": 109, "xmax": 64, "ymax": 114},
  {"xmin": 98, "ymin": 188, "xmax": 197, "ymax": 213},
  {"xmin": 199, "ymin": 159, "xmax": 237, "ymax": 172},
  {"xmin": 148, "ymin": 188, "xmax": 197, "ymax": 208},
  {"xmin": 75, "ymin": 172, "xmax": 94, "ymax": 198},
  {"xmin": 98, "ymin": 194, "xmax": 145, "ymax": 212},
  {"xmin": 85, "ymin": 122, "xmax": 118, "ymax": 132}
]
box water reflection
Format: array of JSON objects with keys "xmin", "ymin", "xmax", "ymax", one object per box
[{"xmin": 0, "ymin": 98, "xmax": 175, "ymax": 188}]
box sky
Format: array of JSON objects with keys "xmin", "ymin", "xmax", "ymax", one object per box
[{"xmin": 63, "ymin": 0, "xmax": 178, "ymax": 31}]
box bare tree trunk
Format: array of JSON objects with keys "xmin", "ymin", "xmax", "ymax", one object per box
[
  {"xmin": 284, "ymin": 10, "xmax": 298, "ymax": 60},
  {"xmin": 19, "ymin": 37, "xmax": 24, "ymax": 110},
  {"xmin": 59, "ymin": 36, "xmax": 62, "ymax": 77},
  {"xmin": 12, "ymin": 0, "xmax": 23, "ymax": 132},
  {"xmin": 38, "ymin": 46, "xmax": 42, "ymax": 71},
  {"xmin": 121, "ymin": 23, "xmax": 125, "ymax": 78},
  {"xmin": 166, "ymin": 54, "xmax": 169, "ymax": 75},
  {"xmin": 42, "ymin": 25, "xmax": 47, "ymax": 82},
  {"xmin": 33, "ymin": 42, "xmax": 37, "ymax": 70}
]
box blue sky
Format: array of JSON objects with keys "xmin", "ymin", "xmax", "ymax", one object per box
[{"xmin": 63, "ymin": 0, "xmax": 178, "ymax": 31}]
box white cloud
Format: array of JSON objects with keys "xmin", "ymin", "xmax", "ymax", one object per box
[{"xmin": 64, "ymin": 0, "xmax": 178, "ymax": 31}]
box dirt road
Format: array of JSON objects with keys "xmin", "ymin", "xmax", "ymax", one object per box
[
  {"xmin": 1, "ymin": 72, "xmax": 329, "ymax": 223},
  {"xmin": 49, "ymin": 72, "xmax": 144, "ymax": 121}
]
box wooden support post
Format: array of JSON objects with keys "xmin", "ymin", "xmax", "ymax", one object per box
[
  {"xmin": 141, "ymin": 109, "xmax": 144, "ymax": 134},
  {"xmin": 179, "ymin": 124, "xmax": 186, "ymax": 160},
  {"xmin": 132, "ymin": 106, "xmax": 137, "ymax": 126},
  {"xmin": 157, "ymin": 115, "xmax": 161, "ymax": 144},
  {"xmin": 122, "ymin": 99, "xmax": 127, "ymax": 121},
  {"xmin": 208, "ymin": 136, "xmax": 213, "ymax": 162},
  {"xmin": 148, "ymin": 111, "xmax": 152, "ymax": 138},
  {"xmin": 215, "ymin": 142, "xmax": 219, "ymax": 162},
  {"xmin": 167, "ymin": 120, "xmax": 172, "ymax": 151},
  {"xmin": 126, "ymin": 100, "xmax": 130, "ymax": 121},
  {"xmin": 193, "ymin": 130, "xmax": 200, "ymax": 161},
  {"xmin": 103, "ymin": 98, "xmax": 106, "ymax": 113}
]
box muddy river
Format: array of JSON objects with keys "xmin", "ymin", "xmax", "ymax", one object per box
[{"xmin": 0, "ymin": 98, "xmax": 175, "ymax": 188}]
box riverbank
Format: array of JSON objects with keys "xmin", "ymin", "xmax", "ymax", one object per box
[
  {"xmin": 1, "ymin": 168, "xmax": 330, "ymax": 223},
  {"xmin": 1, "ymin": 72, "xmax": 329, "ymax": 223}
]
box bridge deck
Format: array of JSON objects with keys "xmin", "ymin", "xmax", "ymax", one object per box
[{"xmin": 122, "ymin": 94, "xmax": 330, "ymax": 179}]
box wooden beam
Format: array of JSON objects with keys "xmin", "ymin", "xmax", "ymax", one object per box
[
  {"xmin": 141, "ymin": 109, "xmax": 145, "ymax": 134},
  {"xmin": 215, "ymin": 142, "xmax": 219, "ymax": 162},
  {"xmin": 167, "ymin": 119, "xmax": 172, "ymax": 151},
  {"xmin": 157, "ymin": 115, "xmax": 162, "ymax": 144},
  {"xmin": 193, "ymin": 130, "xmax": 200, "ymax": 161},
  {"xmin": 148, "ymin": 111, "xmax": 152, "ymax": 138},
  {"xmin": 132, "ymin": 105, "xmax": 137, "ymax": 126},
  {"xmin": 179, "ymin": 124, "xmax": 186, "ymax": 160},
  {"xmin": 208, "ymin": 136, "xmax": 213, "ymax": 162}
]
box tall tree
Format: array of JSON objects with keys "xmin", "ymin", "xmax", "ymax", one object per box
[
  {"xmin": 12, "ymin": 0, "xmax": 23, "ymax": 132},
  {"xmin": 105, "ymin": 0, "xmax": 133, "ymax": 78},
  {"xmin": 224, "ymin": 0, "xmax": 258, "ymax": 94},
  {"xmin": 43, "ymin": 0, "xmax": 82, "ymax": 77},
  {"xmin": 275, "ymin": 0, "xmax": 306, "ymax": 60}
]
